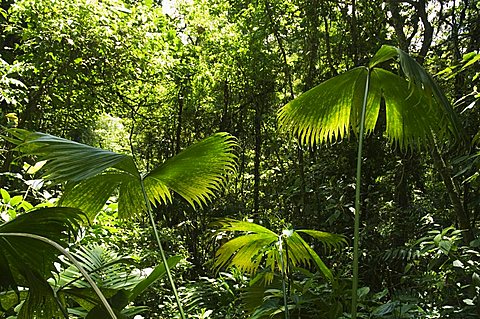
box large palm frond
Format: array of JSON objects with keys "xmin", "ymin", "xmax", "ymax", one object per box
[
  {"xmin": 212, "ymin": 219, "xmax": 346, "ymax": 283},
  {"xmin": 145, "ymin": 132, "xmax": 238, "ymax": 208},
  {"xmin": 0, "ymin": 207, "xmax": 84, "ymax": 318},
  {"xmin": 278, "ymin": 45, "xmax": 463, "ymax": 148},
  {"xmin": 8, "ymin": 129, "xmax": 237, "ymax": 220}
]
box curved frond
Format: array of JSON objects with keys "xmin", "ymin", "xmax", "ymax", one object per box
[
  {"xmin": 144, "ymin": 133, "xmax": 237, "ymax": 208},
  {"xmin": 394, "ymin": 47, "xmax": 463, "ymax": 142},
  {"xmin": 212, "ymin": 218, "xmax": 277, "ymax": 235},
  {"xmin": 57, "ymin": 244, "xmax": 140, "ymax": 291},
  {"xmin": 289, "ymin": 233, "xmax": 333, "ymax": 281},
  {"xmin": 278, "ymin": 67, "xmax": 382, "ymax": 146},
  {"xmin": 296, "ymin": 229, "xmax": 348, "ymax": 251},
  {"xmin": 118, "ymin": 177, "xmax": 146, "ymax": 219},
  {"xmin": 371, "ymin": 45, "xmax": 463, "ymax": 142},
  {"xmin": 8, "ymin": 129, "xmax": 139, "ymax": 182},
  {"xmin": 372, "ymin": 68, "xmax": 450, "ymax": 148},
  {"xmin": 214, "ymin": 234, "xmax": 277, "ymax": 274},
  {"xmin": 278, "ymin": 67, "xmax": 363, "ymax": 145},
  {"xmin": 0, "ymin": 207, "xmax": 84, "ymax": 318}
]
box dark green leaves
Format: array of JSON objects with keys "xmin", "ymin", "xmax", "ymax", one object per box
[{"xmin": 0, "ymin": 207, "xmax": 84, "ymax": 318}]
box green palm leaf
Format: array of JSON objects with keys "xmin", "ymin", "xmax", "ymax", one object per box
[
  {"xmin": 212, "ymin": 219, "xmax": 345, "ymax": 282},
  {"xmin": 144, "ymin": 132, "xmax": 237, "ymax": 208},
  {"xmin": 0, "ymin": 207, "xmax": 84, "ymax": 318},
  {"xmin": 278, "ymin": 45, "xmax": 463, "ymax": 148},
  {"xmin": 8, "ymin": 130, "xmax": 237, "ymax": 219},
  {"xmin": 8, "ymin": 129, "xmax": 139, "ymax": 181},
  {"xmin": 277, "ymin": 44, "xmax": 463, "ymax": 319},
  {"xmin": 7, "ymin": 129, "xmax": 237, "ymax": 319}
]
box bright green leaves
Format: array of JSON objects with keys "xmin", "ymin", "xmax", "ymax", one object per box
[
  {"xmin": 278, "ymin": 45, "xmax": 463, "ymax": 149},
  {"xmin": 371, "ymin": 68, "xmax": 447, "ymax": 148},
  {"xmin": 212, "ymin": 219, "xmax": 346, "ymax": 283},
  {"xmin": 368, "ymin": 44, "xmax": 398, "ymax": 68},
  {"xmin": 8, "ymin": 129, "xmax": 237, "ymax": 220},
  {"xmin": 145, "ymin": 132, "xmax": 237, "ymax": 208},
  {"xmin": 279, "ymin": 67, "xmax": 369, "ymax": 145}
]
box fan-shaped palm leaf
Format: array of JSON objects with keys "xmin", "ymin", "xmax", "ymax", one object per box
[
  {"xmin": 278, "ymin": 46, "xmax": 462, "ymax": 148},
  {"xmin": 8, "ymin": 129, "xmax": 237, "ymax": 220},
  {"xmin": 212, "ymin": 219, "xmax": 346, "ymax": 282},
  {"xmin": 145, "ymin": 132, "xmax": 238, "ymax": 208},
  {"xmin": 0, "ymin": 207, "xmax": 84, "ymax": 318}
]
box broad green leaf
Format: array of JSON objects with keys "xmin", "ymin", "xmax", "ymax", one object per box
[
  {"xmin": 373, "ymin": 68, "xmax": 448, "ymax": 149},
  {"xmin": 118, "ymin": 177, "xmax": 145, "ymax": 219},
  {"xmin": 279, "ymin": 45, "xmax": 463, "ymax": 149},
  {"xmin": 462, "ymin": 53, "xmax": 480, "ymax": 69},
  {"xmin": 214, "ymin": 234, "xmax": 276, "ymax": 274},
  {"xmin": 1, "ymin": 188, "xmax": 10, "ymax": 202},
  {"xmin": 212, "ymin": 219, "xmax": 343, "ymax": 283},
  {"xmin": 372, "ymin": 301, "xmax": 398, "ymax": 316},
  {"xmin": 393, "ymin": 47, "xmax": 463, "ymax": 141},
  {"xmin": 291, "ymin": 232, "xmax": 333, "ymax": 281},
  {"xmin": 297, "ymin": 229, "xmax": 347, "ymax": 250},
  {"xmin": 369, "ymin": 44, "xmax": 398, "ymax": 68},
  {"xmin": 9, "ymin": 195, "xmax": 23, "ymax": 207},
  {"xmin": 9, "ymin": 129, "xmax": 139, "ymax": 182},
  {"xmin": 129, "ymin": 255, "xmax": 182, "ymax": 302},
  {"xmin": 0, "ymin": 207, "xmax": 84, "ymax": 317},
  {"xmin": 59, "ymin": 173, "xmax": 127, "ymax": 220},
  {"xmin": 279, "ymin": 67, "xmax": 365, "ymax": 145},
  {"xmin": 213, "ymin": 218, "xmax": 277, "ymax": 235}
]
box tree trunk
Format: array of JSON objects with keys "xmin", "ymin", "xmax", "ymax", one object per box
[{"xmin": 431, "ymin": 144, "xmax": 473, "ymax": 243}]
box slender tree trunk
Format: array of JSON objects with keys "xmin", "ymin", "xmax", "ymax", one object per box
[
  {"xmin": 386, "ymin": 0, "xmax": 409, "ymax": 51},
  {"xmin": 175, "ymin": 87, "xmax": 184, "ymax": 154},
  {"xmin": 431, "ymin": 144, "xmax": 473, "ymax": 243},
  {"xmin": 254, "ymin": 103, "xmax": 261, "ymax": 216},
  {"xmin": 351, "ymin": 0, "xmax": 359, "ymax": 65}
]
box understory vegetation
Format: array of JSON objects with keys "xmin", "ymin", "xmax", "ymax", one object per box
[{"xmin": 1, "ymin": 0, "xmax": 479, "ymax": 318}]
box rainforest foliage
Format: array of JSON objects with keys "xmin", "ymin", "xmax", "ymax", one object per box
[{"xmin": 0, "ymin": 0, "xmax": 479, "ymax": 318}]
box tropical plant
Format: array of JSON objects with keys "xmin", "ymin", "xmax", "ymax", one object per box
[
  {"xmin": 6, "ymin": 128, "xmax": 237, "ymax": 319},
  {"xmin": 278, "ymin": 44, "xmax": 463, "ymax": 318},
  {"xmin": 212, "ymin": 218, "xmax": 346, "ymax": 318},
  {"xmin": 0, "ymin": 207, "xmax": 85, "ymax": 318},
  {"xmin": 53, "ymin": 244, "xmax": 182, "ymax": 318}
]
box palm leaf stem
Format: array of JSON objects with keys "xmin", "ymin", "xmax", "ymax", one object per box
[
  {"xmin": 352, "ymin": 68, "xmax": 371, "ymax": 319},
  {"xmin": 0, "ymin": 232, "xmax": 117, "ymax": 319},
  {"xmin": 52, "ymin": 289, "xmax": 70, "ymax": 318},
  {"xmin": 278, "ymin": 235, "xmax": 289, "ymax": 319},
  {"xmin": 139, "ymin": 178, "xmax": 186, "ymax": 319}
]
